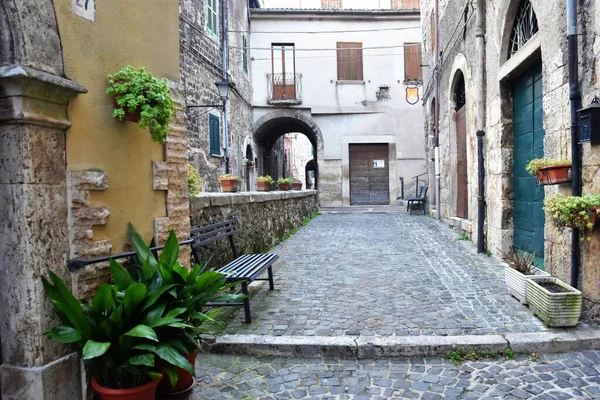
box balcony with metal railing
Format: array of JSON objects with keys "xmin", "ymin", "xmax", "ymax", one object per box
[{"xmin": 267, "ymin": 73, "xmax": 303, "ymax": 105}]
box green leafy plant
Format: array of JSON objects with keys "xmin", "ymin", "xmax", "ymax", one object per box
[
  {"xmin": 458, "ymin": 232, "xmax": 470, "ymax": 241},
  {"xmin": 219, "ymin": 174, "xmax": 239, "ymax": 180},
  {"xmin": 526, "ymin": 158, "xmax": 571, "ymax": 176},
  {"xmin": 256, "ymin": 175, "xmax": 274, "ymax": 183},
  {"xmin": 544, "ymin": 194, "xmax": 600, "ymax": 241},
  {"xmin": 503, "ymin": 348, "xmax": 516, "ymax": 359},
  {"xmin": 188, "ymin": 164, "xmax": 203, "ymax": 196},
  {"xmin": 42, "ymin": 258, "xmax": 194, "ymax": 389},
  {"xmin": 276, "ymin": 177, "xmax": 293, "ymax": 186},
  {"xmin": 501, "ymin": 247, "xmax": 536, "ymax": 274},
  {"xmin": 106, "ymin": 66, "xmax": 175, "ymax": 144}
]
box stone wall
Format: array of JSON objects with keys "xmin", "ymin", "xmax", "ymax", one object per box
[
  {"xmin": 190, "ymin": 190, "xmax": 319, "ymax": 268},
  {"xmin": 421, "ymin": 0, "xmax": 600, "ymax": 321},
  {"xmin": 180, "ymin": 0, "xmax": 255, "ymax": 192}
]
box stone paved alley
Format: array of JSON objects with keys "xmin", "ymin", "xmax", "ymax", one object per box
[{"xmin": 186, "ymin": 208, "xmax": 600, "ymax": 399}]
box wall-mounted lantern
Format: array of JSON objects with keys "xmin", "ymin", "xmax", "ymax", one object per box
[{"xmin": 578, "ymin": 96, "xmax": 600, "ymax": 144}]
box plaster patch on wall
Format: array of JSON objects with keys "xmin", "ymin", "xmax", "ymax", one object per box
[{"xmin": 72, "ymin": 0, "xmax": 95, "ymax": 21}]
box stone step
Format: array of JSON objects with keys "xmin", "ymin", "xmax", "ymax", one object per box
[{"xmin": 208, "ymin": 330, "xmax": 600, "ymax": 360}]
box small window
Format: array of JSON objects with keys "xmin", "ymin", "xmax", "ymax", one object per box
[
  {"xmin": 242, "ymin": 35, "xmax": 248, "ymax": 74},
  {"xmin": 322, "ymin": 0, "xmax": 342, "ymax": 8},
  {"xmin": 391, "ymin": 0, "xmax": 420, "ymax": 9},
  {"xmin": 404, "ymin": 42, "xmax": 422, "ymax": 83},
  {"xmin": 336, "ymin": 42, "xmax": 363, "ymax": 81},
  {"xmin": 209, "ymin": 114, "xmax": 220, "ymax": 156},
  {"xmin": 206, "ymin": 0, "xmax": 219, "ymax": 38}
]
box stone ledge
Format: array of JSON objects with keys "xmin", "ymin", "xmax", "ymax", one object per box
[{"xmin": 191, "ymin": 190, "xmax": 318, "ymax": 209}]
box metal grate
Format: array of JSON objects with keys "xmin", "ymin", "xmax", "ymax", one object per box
[
  {"xmin": 267, "ymin": 73, "xmax": 302, "ymax": 104},
  {"xmin": 508, "ymin": 0, "xmax": 539, "ymax": 59}
]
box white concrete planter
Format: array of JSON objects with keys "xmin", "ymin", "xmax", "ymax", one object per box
[
  {"xmin": 526, "ymin": 276, "xmax": 582, "ymax": 328},
  {"xmin": 504, "ymin": 264, "xmax": 550, "ymax": 305}
]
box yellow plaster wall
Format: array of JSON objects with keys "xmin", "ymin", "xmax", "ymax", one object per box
[{"xmin": 53, "ymin": 0, "xmax": 180, "ymax": 252}]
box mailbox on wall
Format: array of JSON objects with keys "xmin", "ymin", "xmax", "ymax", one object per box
[{"xmin": 578, "ymin": 96, "xmax": 600, "ymax": 144}]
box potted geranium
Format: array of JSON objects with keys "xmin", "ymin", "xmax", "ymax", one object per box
[
  {"xmin": 218, "ymin": 174, "xmax": 239, "ymax": 192},
  {"xmin": 291, "ymin": 179, "xmax": 303, "ymax": 191},
  {"xmin": 277, "ymin": 177, "xmax": 293, "ymax": 191},
  {"xmin": 526, "ymin": 158, "xmax": 571, "ymax": 185},
  {"xmin": 42, "ymin": 245, "xmax": 194, "ymax": 399},
  {"xmin": 527, "ymin": 276, "xmax": 582, "ymax": 327},
  {"xmin": 106, "ymin": 66, "xmax": 176, "ymax": 144},
  {"xmin": 256, "ymin": 176, "xmax": 274, "ymax": 192},
  {"xmin": 501, "ymin": 247, "xmax": 549, "ymax": 305},
  {"xmin": 544, "ymin": 194, "xmax": 600, "ymax": 241}
]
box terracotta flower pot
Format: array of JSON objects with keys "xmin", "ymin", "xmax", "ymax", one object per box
[
  {"xmin": 157, "ymin": 351, "xmax": 198, "ymax": 395},
  {"xmin": 278, "ymin": 183, "xmax": 290, "ymax": 191},
  {"xmin": 536, "ymin": 164, "xmax": 571, "ymax": 185},
  {"xmin": 292, "ymin": 182, "xmax": 302, "ymax": 190},
  {"xmin": 257, "ymin": 181, "xmax": 271, "ymax": 191},
  {"xmin": 219, "ymin": 178, "xmax": 239, "ymax": 192},
  {"xmin": 112, "ymin": 96, "xmax": 142, "ymax": 123},
  {"xmin": 91, "ymin": 375, "xmax": 162, "ymax": 400}
]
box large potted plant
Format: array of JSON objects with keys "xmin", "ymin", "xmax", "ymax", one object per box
[
  {"xmin": 526, "ymin": 276, "xmax": 582, "ymax": 327},
  {"xmin": 276, "ymin": 177, "xmax": 293, "ymax": 191},
  {"xmin": 501, "ymin": 247, "xmax": 549, "ymax": 305},
  {"xmin": 544, "ymin": 194, "xmax": 600, "ymax": 241},
  {"xmin": 106, "ymin": 66, "xmax": 175, "ymax": 144},
  {"xmin": 126, "ymin": 229, "xmax": 244, "ymax": 395},
  {"xmin": 218, "ymin": 174, "xmax": 239, "ymax": 192},
  {"xmin": 42, "ymin": 256, "xmax": 194, "ymax": 399},
  {"xmin": 526, "ymin": 158, "xmax": 571, "ymax": 185},
  {"xmin": 256, "ymin": 175, "xmax": 274, "ymax": 192}
]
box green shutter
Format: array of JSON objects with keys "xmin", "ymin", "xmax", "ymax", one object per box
[
  {"xmin": 209, "ymin": 114, "xmax": 220, "ymax": 155},
  {"xmin": 243, "ymin": 35, "xmax": 248, "ymax": 73}
]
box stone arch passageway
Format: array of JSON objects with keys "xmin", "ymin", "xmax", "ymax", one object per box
[{"xmin": 253, "ymin": 110, "xmax": 324, "ymax": 190}]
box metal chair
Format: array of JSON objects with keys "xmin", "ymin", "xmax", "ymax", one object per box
[{"xmin": 406, "ymin": 186, "xmax": 428, "ymax": 215}]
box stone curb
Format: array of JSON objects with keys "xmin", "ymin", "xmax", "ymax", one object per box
[{"xmin": 210, "ymin": 330, "xmax": 600, "ymax": 359}]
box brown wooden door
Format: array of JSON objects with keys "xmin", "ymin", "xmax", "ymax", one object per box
[
  {"xmin": 349, "ymin": 144, "xmax": 390, "ymax": 205},
  {"xmin": 456, "ymin": 106, "xmax": 469, "ymax": 219}
]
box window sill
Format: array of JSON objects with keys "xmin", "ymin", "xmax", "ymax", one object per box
[
  {"xmin": 336, "ymin": 80, "xmax": 365, "ymax": 85},
  {"xmin": 210, "ymin": 153, "xmax": 223, "ymax": 158}
]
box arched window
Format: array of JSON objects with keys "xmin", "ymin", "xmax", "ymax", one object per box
[
  {"xmin": 454, "ymin": 72, "xmax": 466, "ymax": 111},
  {"xmin": 508, "ymin": 0, "xmax": 539, "ymax": 59}
]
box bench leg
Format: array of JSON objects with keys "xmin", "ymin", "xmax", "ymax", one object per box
[
  {"xmin": 268, "ymin": 265, "xmax": 275, "ymax": 291},
  {"xmin": 241, "ymin": 281, "xmax": 251, "ymax": 324}
]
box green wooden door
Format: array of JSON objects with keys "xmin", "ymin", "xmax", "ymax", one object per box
[{"xmin": 513, "ymin": 63, "xmax": 545, "ymax": 268}]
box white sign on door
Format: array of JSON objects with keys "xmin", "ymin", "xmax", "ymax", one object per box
[
  {"xmin": 72, "ymin": 0, "xmax": 95, "ymax": 21},
  {"xmin": 373, "ymin": 160, "xmax": 385, "ymax": 169}
]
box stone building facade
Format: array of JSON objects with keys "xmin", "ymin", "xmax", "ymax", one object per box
[
  {"xmin": 181, "ymin": 0, "xmax": 257, "ymax": 192},
  {"xmin": 421, "ymin": 0, "xmax": 600, "ymax": 320}
]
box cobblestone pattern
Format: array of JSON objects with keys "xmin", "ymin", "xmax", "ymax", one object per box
[
  {"xmin": 224, "ymin": 211, "xmax": 549, "ymax": 337},
  {"xmin": 190, "ymin": 351, "xmax": 600, "ymax": 400}
]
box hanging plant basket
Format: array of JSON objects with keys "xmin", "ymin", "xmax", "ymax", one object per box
[
  {"xmin": 535, "ymin": 164, "xmax": 572, "ymax": 185},
  {"xmin": 111, "ymin": 96, "xmax": 142, "ymax": 123},
  {"xmin": 544, "ymin": 194, "xmax": 600, "ymax": 241}
]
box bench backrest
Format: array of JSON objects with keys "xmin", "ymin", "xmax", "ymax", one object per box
[{"xmin": 190, "ymin": 220, "xmax": 238, "ymax": 265}]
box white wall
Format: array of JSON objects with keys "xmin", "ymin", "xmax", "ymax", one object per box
[{"xmin": 251, "ymin": 11, "xmax": 425, "ymax": 205}]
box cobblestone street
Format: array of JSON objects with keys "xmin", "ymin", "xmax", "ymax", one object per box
[
  {"xmin": 190, "ymin": 351, "xmax": 600, "ymax": 399},
  {"xmin": 224, "ymin": 209, "xmax": 548, "ymax": 337}
]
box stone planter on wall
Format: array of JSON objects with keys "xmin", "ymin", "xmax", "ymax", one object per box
[
  {"xmin": 257, "ymin": 181, "xmax": 271, "ymax": 191},
  {"xmin": 504, "ymin": 264, "xmax": 550, "ymax": 305},
  {"xmin": 526, "ymin": 276, "xmax": 582, "ymax": 327}
]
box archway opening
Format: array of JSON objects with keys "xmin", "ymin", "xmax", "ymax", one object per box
[
  {"xmin": 452, "ymin": 70, "xmax": 469, "ymax": 219},
  {"xmin": 244, "ymin": 144, "xmax": 255, "ymax": 191}
]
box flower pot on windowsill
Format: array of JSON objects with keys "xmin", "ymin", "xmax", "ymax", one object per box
[
  {"xmin": 526, "ymin": 276, "xmax": 582, "ymax": 327},
  {"xmin": 157, "ymin": 351, "xmax": 198, "ymax": 395},
  {"xmin": 292, "ymin": 182, "xmax": 303, "ymax": 190},
  {"xmin": 504, "ymin": 264, "xmax": 550, "ymax": 305},
  {"xmin": 219, "ymin": 178, "xmax": 239, "ymax": 192},
  {"xmin": 257, "ymin": 181, "xmax": 271, "ymax": 192},
  {"xmin": 92, "ymin": 375, "xmax": 162, "ymax": 400},
  {"xmin": 536, "ymin": 164, "xmax": 572, "ymax": 185}
]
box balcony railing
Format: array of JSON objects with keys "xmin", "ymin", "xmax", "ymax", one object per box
[{"xmin": 267, "ymin": 73, "xmax": 303, "ymax": 105}]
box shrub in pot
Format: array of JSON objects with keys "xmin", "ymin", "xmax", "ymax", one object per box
[
  {"xmin": 256, "ymin": 175, "xmax": 274, "ymax": 192},
  {"xmin": 128, "ymin": 228, "xmax": 245, "ymax": 395},
  {"xmin": 42, "ymin": 245, "xmax": 194, "ymax": 399},
  {"xmin": 526, "ymin": 276, "xmax": 582, "ymax": 327},
  {"xmin": 106, "ymin": 66, "xmax": 176, "ymax": 144},
  {"xmin": 219, "ymin": 174, "xmax": 239, "ymax": 192},
  {"xmin": 544, "ymin": 194, "xmax": 600, "ymax": 241},
  {"xmin": 526, "ymin": 158, "xmax": 571, "ymax": 185},
  {"xmin": 501, "ymin": 247, "xmax": 549, "ymax": 305},
  {"xmin": 277, "ymin": 177, "xmax": 293, "ymax": 191}
]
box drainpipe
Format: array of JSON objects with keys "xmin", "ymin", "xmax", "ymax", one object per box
[
  {"xmin": 475, "ymin": 0, "xmax": 486, "ymax": 253},
  {"xmin": 567, "ymin": 0, "xmax": 581, "ymax": 288},
  {"xmin": 222, "ymin": 0, "xmax": 230, "ymax": 174},
  {"xmin": 434, "ymin": 0, "xmax": 441, "ymax": 220}
]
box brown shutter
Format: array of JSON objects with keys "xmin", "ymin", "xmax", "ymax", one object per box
[
  {"xmin": 391, "ymin": 0, "xmax": 420, "ymax": 9},
  {"xmin": 337, "ymin": 42, "xmax": 363, "ymax": 81},
  {"xmin": 430, "ymin": 12, "xmax": 435, "ymax": 52},
  {"xmin": 404, "ymin": 42, "xmax": 422, "ymax": 81}
]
